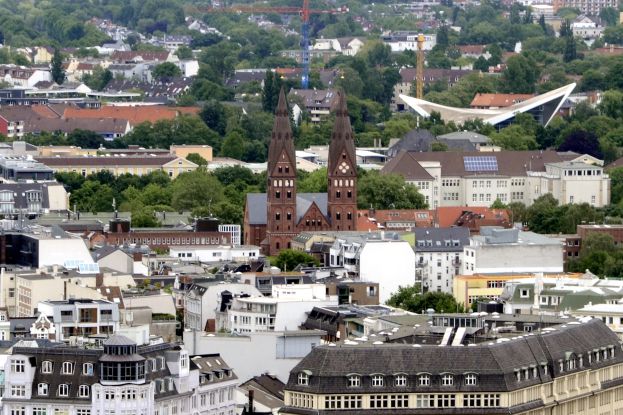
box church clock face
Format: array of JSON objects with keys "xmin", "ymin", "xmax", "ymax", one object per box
[{"xmin": 339, "ymin": 161, "xmax": 350, "ymax": 174}]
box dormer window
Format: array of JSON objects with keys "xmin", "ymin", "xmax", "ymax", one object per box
[
  {"xmin": 83, "ymin": 363, "xmax": 93, "ymax": 376},
  {"xmin": 347, "ymin": 375, "xmax": 360, "ymax": 387},
  {"xmin": 38, "ymin": 383, "xmax": 48, "ymax": 396},
  {"xmin": 418, "ymin": 374, "xmax": 430, "ymax": 386},
  {"xmin": 58, "ymin": 384, "xmax": 69, "ymax": 397},
  {"xmin": 79, "ymin": 384, "xmax": 90, "ymax": 398},
  {"xmin": 395, "ymin": 375, "xmax": 407, "ymax": 387},
  {"xmin": 441, "ymin": 374, "xmax": 454, "ymax": 386},
  {"xmin": 464, "ymin": 374, "xmax": 477, "ymax": 386},
  {"xmin": 62, "ymin": 362, "xmax": 74, "ymax": 375},
  {"xmin": 42, "ymin": 360, "xmax": 53, "ymax": 374},
  {"xmin": 372, "ymin": 375, "xmax": 384, "ymax": 387},
  {"xmin": 298, "ymin": 372, "xmax": 309, "ymax": 386}
]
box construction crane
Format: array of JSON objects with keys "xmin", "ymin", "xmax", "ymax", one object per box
[
  {"xmin": 415, "ymin": 33, "xmax": 425, "ymax": 99},
  {"xmin": 197, "ymin": 2, "xmax": 349, "ymax": 89}
]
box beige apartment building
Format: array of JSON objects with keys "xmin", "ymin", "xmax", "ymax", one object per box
[{"xmin": 35, "ymin": 155, "xmax": 198, "ymax": 178}]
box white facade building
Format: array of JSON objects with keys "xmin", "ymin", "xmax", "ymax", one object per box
[
  {"xmin": 381, "ymin": 32, "xmax": 437, "ymax": 52},
  {"xmin": 36, "ymin": 299, "xmax": 120, "ymax": 342},
  {"xmin": 170, "ymin": 245, "xmax": 260, "ymax": 263},
  {"xmin": 462, "ymin": 227, "xmax": 564, "ymax": 275},
  {"xmin": 328, "ymin": 234, "xmax": 416, "ymax": 303},
  {"xmin": 224, "ymin": 284, "xmax": 336, "ymax": 333},
  {"xmin": 184, "ymin": 282, "xmax": 262, "ymax": 332},
  {"xmin": 415, "ymin": 227, "xmax": 470, "ymax": 294},
  {"xmin": 2, "ymin": 335, "xmax": 238, "ymax": 415},
  {"xmin": 383, "ymin": 150, "xmax": 610, "ymax": 208}
]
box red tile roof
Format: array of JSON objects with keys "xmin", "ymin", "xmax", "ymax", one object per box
[
  {"xmin": 470, "ymin": 93, "xmax": 535, "ymax": 108},
  {"xmin": 63, "ymin": 106, "xmax": 180, "ymax": 126},
  {"xmin": 435, "ymin": 206, "xmax": 510, "ymax": 228},
  {"xmin": 357, "ymin": 209, "xmax": 434, "ymax": 231}
]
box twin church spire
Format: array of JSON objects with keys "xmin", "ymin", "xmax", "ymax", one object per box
[{"xmin": 264, "ymin": 87, "xmax": 357, "ymax": 255}]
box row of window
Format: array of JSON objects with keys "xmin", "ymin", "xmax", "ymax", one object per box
[
  {"xmin": 40, "ymin": 361, "xmax": 92, "ymax": 375},
  {"xmin": 298, "ymin": 373, "xmax": 478, "ymax": 388},
  {"xmin": 11, "ymin": 408, "xmax": 90, "ymax": 415},
  {"xmin": 36, "ymin": 383, "xmax": 89, "ymax": 398},
  {"xmin": 303, "ymin": 393, "xmax": 503, "ymax": 409}
]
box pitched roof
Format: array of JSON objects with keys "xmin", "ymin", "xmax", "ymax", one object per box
[
  {"xmin": 111, "ymin": 50, "xmax": 171, "ymax": 62},
  {"xmin": 470, "ymin": 93, "xmax": 535, "ymax": 108},
  {"xmin": 382, "ymin": 150, "xmax": 577, "ymax": 179},
  {"xmin": 36, "ymin": 155, "xmax": 177, "ymax": 167},
  {"xmin": 436, "ymin": 206, "xmax": 510, "ymax": 228},
  {"xmin": 414, "ymin": 226, "xmax": 471, "ymax": 252},
  {"xmin": 387, "ymin": 128, "xmax": 436, "ymax": 157},
  {"xmin": 267, "ymin": 87, "xmax": 295, "ymax": 174},
  {"xmin": 328, "ymin": 90, "xmax": 356, "ymax": 173},
  {"xmin": 25, "ymin": 117, "xmax": 129, "ymax": 135},
  {"xmin": 245, "ymin": 193, "xmax": 328, "ymax": 225},
  {"xmin": 63, "ymin": 106, "xmax": 181, "ymax": 125},
  {"xmin": 399, "ymin": 68, "xmax": 475, "ymax": 83}
]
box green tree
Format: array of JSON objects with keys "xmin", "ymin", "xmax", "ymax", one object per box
[
  {"xmin": 200, "ymin": 100, "xmax": 227, "ymax": 136},
  {"xmin": 51, "ymin": 48, "xmax": 65, "ymax": 85},
  {"xmin": 298, "ymin": 167, "xmax": 328, "ymax": 193},
  {"xmin": 175, "ymin": 46, "xmax": 193, "ymax": 60},
  {"xmin": 358, "ymin": 171, "xmax": 427, "ymax": 209},
  {"xmin": 70, "ymin": 181, "xmax": 115, "ymax": 213},
  {"xmin": 599, "ymin": 7, "xmax": 619, "ymax": 26},
  {"xmin": 273, "ymin": 249, "xmax": 319, "ymax": 271},
  {"xmin": 386, "ymin": 284, "xmax": 464, "ymax": 311},
  {"xmin": 431, "ymin": 141, "xmax": 448, "ymax": 151},
  {"xmin": 563, "ymin": 34, "xmax": 577, "ymax": 62},
  {"xmin": 152, "ymin": 62, "xmax": 182, "ymax": 80},
  {"xmin": 220, "ymin": 131, "xmax": 245, "ymax": 160},
  {"xmin": 500, "ymin": 54, "xmax": 539, "ymax": 93},
  {"xmin": 609, "ymin": 167, "xmax": 623, "ymax": 204},
  {"xmin": 170, "ymin": 170, "xmax": 224, "ymax": 211},
  {"xmin": 185, "ymin": 153, "xmax": 208, "ymax": 166}
]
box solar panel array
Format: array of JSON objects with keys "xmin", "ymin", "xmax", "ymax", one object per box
[
  {"xmin": 63, "ymin": 259, "xmax": 83, "ymax": 270},
  {"xmin": 78, "ymin": 263, "xmax": 100, "ymax": 274},
  {"xmin": 463, "ymin": 156, "xmax": 499, "ymax": 172}
]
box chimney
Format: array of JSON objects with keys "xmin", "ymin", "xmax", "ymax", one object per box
[
  {"xmin": 133, "ymin": 252, "xmax": 143, "ymax": 262},
  {"xmin": 248, "ymin": 389, "xmax": 254, "ymax": 414},
  {"xmin": 96, "ymin": 273, "xmax": 103, "ymax": 288},
  {"xmin": 63, "ymin": 281, "xmax": 67, "ymax": 301}
]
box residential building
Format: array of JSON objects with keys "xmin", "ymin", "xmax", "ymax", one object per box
[
  {"xmin": 577, "ymin": 224, "xmax": 623, "ymax": 245},
  {"xmin": 400, "ymin": 83, "xmax": 576, "ymax": 127},
  {"xmin": 382, "ymin": 150, "xmax": 610, "ymax": 208},
  {"xmin": 415, "ymin": 227, "xmax": 470, "ymax": 293},
  {"xmin": 462, "ymin": 227, "xmax": 564, "ymax": 275},
  {"xmin": 184, "ymin": 282, "xmax": 262, "ymax": 332},
  {"xmin": 356, "ymin": 209, "xmax": 434, "ymax": 231},
  {"xmin": 183, "ymin": 328, "xmax": 324, "ymax": 382},
  {"xmin": 572, "ymin": 303, "xmax": 623, "ymax": 338},
  {"xmin": 2, "ymin": 334, "xmax": 238, "ymax": 415},
  {"xmin": 571, "ymin": 15, "xmax": 603, "ymax": 41},
  {"xmin": 311, "ymin": 37, "xmax": 366, "ymax": 56},
  {"xmin": 381, "ymin": 31, "xmax": 437, "ymax": 52},
  {"xmin": 452, "ymin": 272, "xmax": 582, "ymax": 309},
  {"xmin": 281, "ymin": 319, "xmax": 623, "ymax": 414},
  {"xmin": 327, "ymin": 233, "xmax": 416, "ymax": 303},
  {"xmin": 0, "ymin": 64, "xmax": 51, "ymax": 87},
  {"xmin": 36, "ymin": 299, "xmax": 120, "ymax": 342},
  {"xmin": 392, "ymin": 68, "xmax": 474, "ymax": 111},
  {"xmin": 35, "ymin": 155, "xmax": 198, "ymax": 178},
  {"xmin": 169, "ymin": 245, "xmax": 260, "ymax": 263},
  {"xmin": 244, "ymin": 89, "xmax": 357, "ymax": 255},
  {"xmin": 0, "ymin": 156, "xmax": 54, "ymax": 182},
  {"xmin": 288, "ymin": 88, "xmax": 339, "ymax": 124},
  {"xmin": 500, "ymin": 272, "xmax": 623, "ymax": 315},
  {"xmin": 170, "ymin": 144, "xmax": 214, "ymax": 162},
  {"xmin": 553, "ymin": 0, "xmax": 617, "ymax": 15},
  {"xmin": 237, "ymin": 374, "xmax": 285, "ymax": 414},
  {"xmin": 223, "ymin": 284, "xmax": 337, "ymax": 333}
]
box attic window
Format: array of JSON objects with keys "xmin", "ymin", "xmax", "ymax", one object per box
[{"xmin": 298, "ymin": 372, "xmax": 309, "ymax": 386}]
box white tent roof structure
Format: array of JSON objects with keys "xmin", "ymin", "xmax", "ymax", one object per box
[{"xmin": 399, "ymin": 83, "xmax": 576, "ymax": 127}]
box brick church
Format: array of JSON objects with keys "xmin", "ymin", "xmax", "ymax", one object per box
[{"xmin": 244, "ymin": 87, "xmax": 357, "ymax": 256}]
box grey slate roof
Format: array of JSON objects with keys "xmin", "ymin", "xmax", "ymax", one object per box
[
  {"xmin": 285, "ymin": 319, "xmax": 621, "ymax": 395},
  {"xmin": 245, "ymin": 193, "xmax": 328, "ymax": 225},
  {"xmin": 414, "ymin": 227, "xmax": 471, "ymax": 252}
]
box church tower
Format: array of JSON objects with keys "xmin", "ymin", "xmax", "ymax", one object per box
[
  {"xmin": 327, "ymin": 90, "xmax": 357, "ymax": 231},
  {"xmin": 265, "ymin": 87, "xmax": 298, "ymax": 255}
]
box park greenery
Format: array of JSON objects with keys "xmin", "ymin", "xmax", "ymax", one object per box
[{"xmin": 386, "ymin": 284, "xmax": 467, "ymax": 312}]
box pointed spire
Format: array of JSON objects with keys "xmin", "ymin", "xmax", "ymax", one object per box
[
  {"xmin": 275, "ymin": 86, "xmax": 288, "ymax": 117},
  {"xmin": 335, "ymin": 89, "xmax": 348, "ymax": 117}
]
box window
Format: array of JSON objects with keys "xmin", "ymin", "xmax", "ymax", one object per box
[
  {"xmin": 297, "ymin": 372, "xmax": 309, "ymax": 386},
  {"xmin": 62, "ymin": 362, "xmax": 74, "ymax": 374},
  {"xmin": 395, "ymin": 375, "xmax": 407, "ymax": 387},
  {"xmin": 441, "ymin": 374, "xmax": 454, "ymax": 386},
  {"xmin": 347, "ymin": 375, "xmax": 360, "ymax": 387},
  {"xmin": 372, "ymin": 375, "xmax": 384, "ymax": 387},
  {"xmin": 38, "ymin": 383, "xmax": 49, "ymax": 396},
  {"xmin": 418, "ymin": 374, "xmax": 430, "ymax": 386},
  {"xmin": 11, "ymin": 385, "xmax": 26, "ymax": 397},
  {"xmin": 58, "ymin": 384, "xmax": 69, "ymax": 397},
  {"xmin": 42, "ymin": 360, "xmax": 53, "ymax": 374},
  {"xmin": 10, "ymin": 409, "xmax": 25, "ymax": 415},
  {"xmin": 79, "ymin": 385, "xmax": 90, "ymax": 398},
  {"xmin": 11, "ymin": 359, "xmax": 25, "ymax": 373},
  {"xmin": 33, "ymin": 409, "xmax": 47, "ymax": 415},
  {"xmin": 83, "ymin": 363, "xmax": 93, "ymax": 376},
  {"xmin": 465, "ymin": 374, "xmax": 477, "ymax": 386}
]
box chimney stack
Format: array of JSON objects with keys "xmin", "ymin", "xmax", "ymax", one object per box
[{"xmin": 248, "ymin": 389, "xmax": 254, "ymax": 414}]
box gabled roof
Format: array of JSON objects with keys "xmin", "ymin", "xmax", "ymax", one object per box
[
  {"xmin": 470, "ymin": 93, "xmax": 535, "ymax": 108},
  {"xmin": 387, "ymin": 128, "xmax": 435, "ymax": 157},
  {"xmin": 63, "ymin": 106, "xmax": 183, "ymax": 126},
  {"xmin": 381, "ymin": 150, "xmax": 434, "ymax": 181}
]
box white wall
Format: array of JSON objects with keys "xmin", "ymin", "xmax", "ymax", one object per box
[
  {"xmin": 358, "ymin": 241, "xmax": 416, "ymax": 304},
  {"xmin": 183, "ymin": 330, "xmax": 322, "ymax": 382},
  {"xmin": 463, "ymin": 244, "xmax": 563, "ymax": 275},
  {"xmin": 38, "ymin": 239, "xmax": 93, "ymax": 267}
]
